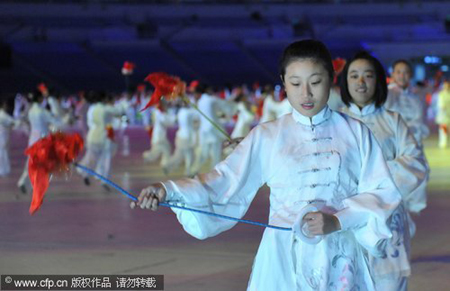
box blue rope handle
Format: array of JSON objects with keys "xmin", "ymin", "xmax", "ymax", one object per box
[{"xmin": 74, "ymin": 163, "xmax": 291, "ymax": 232}]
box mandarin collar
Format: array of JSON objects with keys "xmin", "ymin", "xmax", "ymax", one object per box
[
  {"xmin": 347, "ymin": 102, "xmax": 377, "ymax": 117},
  {"xmin": 292, "ymin": 105, "xmax": 331, "ymax": 126}
]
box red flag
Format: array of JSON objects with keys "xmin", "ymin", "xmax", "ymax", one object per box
[
  {"xmin": 37, "ymin": 83, "xmax": 48, "ymax": 95},
  {"xmin": 188, "ymin": 80, "xmax": 199, "ymax": 93},
  {"xmin": 25, "ymin": 132, "xmax": 84, "ymax": 214},
  {"xmin": 332, "ymin": 58, "xmax": 347, "ymax": 84},
  {"xmin": 121, "ymin": 61, "xmax": 136, "ymax": 75},
  {"xmin": 141, "ymin": 72, "xmax": 186, "ymax": 111},
  {"xmin": 332, "ymin": 58, "xmax": 346, "ymax": 75}
]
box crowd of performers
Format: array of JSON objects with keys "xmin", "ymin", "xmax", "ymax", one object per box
[{"xmin": 0, "ymin": 39, "xmax": 449, "ymax": 290}]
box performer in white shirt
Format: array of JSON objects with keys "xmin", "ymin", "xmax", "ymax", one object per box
[
  {"xmin": 385, "ymin": 60, "xmax": 429, "ymax": 146},
  {"xmin": 77, "ymin": 92, "xmax": 111, "ymax": 186},
  {"xmin": 259, "ymin": 85, "xmax": 278, "ymax": 123},
  {"xmin": 47, "ymin": 93, "xmax": 70, "ymax": 132},
  {"xmin": 142, "ymin": 101, "xmax": 175, "ymax": 167},
  {"xmin": 230, "ymin": 94, "xmax": 255, "ymax": 139},
  {"xmin": 191, "ymin": 86, "xmax": 235, "ymax": 174},
  {"xmin": 339, "ymin": 52, "xmax": 429, "ymax": 291},
  {"xmin": 163, "ymin": 100, "xmax": 199, "ymax": 177},
  {"xmin": 17, "ymin": 91, "xmax": 58, "ymax": 193},
  {"xmin": 132, "ymin": 40, "xmax": 401, "ymax": 291},
  {"xmin": 0, "ymin": 98, "xmax": 17, "ymax": 177},
  {"xmin": 95, "ymin": 93, "xmax": 125, "ymax": 190}
]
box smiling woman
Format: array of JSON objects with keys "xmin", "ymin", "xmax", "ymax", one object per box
[{"xmin": 339, "ymin": 51, "xmax": 429, "ymax": 291}]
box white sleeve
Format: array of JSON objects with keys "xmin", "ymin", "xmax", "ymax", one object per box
[
  {"xmin": 388, "ymin": 115, "xmax": 429, "ymax": 213},
  {"xmin": 334, "ymin": 123, "xmax": 402, "ymax": 256},
  {"xmin": 161, "ymin": 127, "xmax": 266, "ymax": 239}
]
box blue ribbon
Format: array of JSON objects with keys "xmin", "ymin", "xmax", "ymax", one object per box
[{"xmin": 74, "ymin": 163, "xmax": 291, "ymax": 232}]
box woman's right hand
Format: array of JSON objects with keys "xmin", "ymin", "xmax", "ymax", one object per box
[{"xmin": 130, "ymin": 183, "xmax": 167, "ymax": 211}]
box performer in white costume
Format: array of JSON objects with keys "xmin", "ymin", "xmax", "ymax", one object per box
[
  {"xmin": 95, "ymin": 93, "xmax": 124, "ymax": 190},
  {"xmin": 77, "ymin": 92, "xmax": 112, "ymax": 186},
  {"xmin": 142, "ymin": 101, "xmax": 175, "ymax": 167},
  {"xmin": 17, "ymin": 91, "xmax": 58, "ymax": 193},
  {"xmin": 339, "ymin": 52, "xmax": 429, "ymax": 290},
  {"xmin": 191, "ymin": 86, "xmax": 235, "ymax": 173},
  {"xmin": 132, "ymin": 40, "xmax": 401, "ymax": 291},
  {"xmin": 0, "ymin": 98, "xmax": 17, "ymax": 177},
  {"xmin": 385, "ymin": 60, "xmax": 429, "ymax": 146},
  {"xmin": 231, "ymin": 94, "xmax": 255, "ymax": 139},
  {"xmin": 436, "ymin": 81, "xmax": 450, "ymax": 148},
  {"xmin": 47, "ymin": 93, "xmax": 70, "ymax": 132},
  {"xmin": 259, "ymin": 85, "xmax": 277, "ymax": 123},
  {"xmin": 163, "ymin": 100, "xmax": 199, "ymax": 176}
]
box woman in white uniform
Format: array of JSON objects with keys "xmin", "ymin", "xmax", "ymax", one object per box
[
  {"xmin": 339, "ymin": 52, "xmax": 429, "ymax": 290},
  {"xmin": 132, "ymin": 40, "xmax": 401, "ymax": 291},
  {"xmin": 142, "ymin": 101, "xmax": 175, "ymax": 167},
  {"xmin": 163, "ymin": 100, "xmax": 199, "ymax": 177},
  {"xmin": 17, "ymin": 91, "xmax": 58, "ymax": 193},
  {"xmin": 77, "ymin": 92, "xmax": 110, "ymax": 186},
  {"xmin": 231, "ymin": 94, "xmax": 255, "ymax": 139},
  {"xmin": 0, "ymin": 98, "xmax": 16, "ymax": 177},
  {"xmin": 191, "ymin": 86, "xmax": 235, "ymax": 174},
  {"xmin": 385, "ymin": 60, "xmax": 429, "ymax": 147},
  {"xmin": 94, "ymin": 93, "xmax": 124, "ymax": 190}
]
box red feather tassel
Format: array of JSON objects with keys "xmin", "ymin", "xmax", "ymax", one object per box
[
  {"xmin": 25, "ymin": 132, "xmax": 84, "ymax": 214},
  {"xmin": 141, "ymin": 72, "xmax": 186, "ymax": 111}
]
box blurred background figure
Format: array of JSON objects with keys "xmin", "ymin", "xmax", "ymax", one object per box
[
  {"xmin": 385, "ymin": 60, "xmax": 429, "ymax": 147},
  {"xmin": 436, "ymin": 81, "xmax": 450, "ymax": 149}
]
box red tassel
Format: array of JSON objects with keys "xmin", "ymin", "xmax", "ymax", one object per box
[
  {"xmin": 332, "ymin": 58, "xmax": 346, "ymax": 75},
  {"xmin": 25, "ymin": 133, "xmax": 84, "ymax": 215},
  {"xmin": 37, "ymin": 83, "xmax": 48, "ymax": 95},
  {"xmin": 141, "ymin": 72, "xmax": 186, "ymax": 111}
]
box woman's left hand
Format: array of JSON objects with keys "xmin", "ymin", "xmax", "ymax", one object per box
[{"xmin": 303, "ymin": 211, "xmax": 341, "ymax": 235}]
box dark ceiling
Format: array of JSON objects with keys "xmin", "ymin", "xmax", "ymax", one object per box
[{"xmin": 0, "ymin": 0, "xmax": 449, "ymax": 93}]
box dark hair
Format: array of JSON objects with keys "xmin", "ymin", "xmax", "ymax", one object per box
[
  {"xmin": 279, "ymin": 39, "xmax": 334, "ymax": 82},
  {"xmin": 28, "ymin": 90, "xmax": 44, "ymax": 103},
  {"xmin": 340, "ymin": 51, "xmax": 387, "ymax": 108},
  {"xmin": 392, "ymin": 59, "xmax": 412, "ymax": 73}
]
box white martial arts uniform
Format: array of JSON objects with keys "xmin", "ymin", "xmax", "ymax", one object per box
[
  {"xmin": 192, "ymin": 93, "xmax": 234, "ymax": 173},
  {"xmin": 231, "ymin": 102, "xmax": 255, "ymax": 139},
  {"xmin": 340, "ymin": 103, "xmax": 429, "ymax": 290},
  {"xmin": 162, "ymin": 106, "xmax": 401, "ymax": 291},
  {"xmin": 48, "ymin": 96, "xmax": 69, "ymax": 131},
  {"xmin": 95, "ymin": 103, "xmax": 124, "ymax": 180},
  {"xmin": 77, "ymin": 103, "xmax": 109, "ymax": 179},
  {"xmin": 327, "ymin": 87, "xmax": 345, "ymax": 111},
  {"xmin": 17, "ymin": 102, "xmax": 57, "ymax": 190},
  {"xmin": 143, "ymin": 108, "xmax": 175, "ymax": 166},
  {"xmin": 259, "ymin": 95, "xmax": 277, "ymax": 123},
  {"xmin": 164, "ymin": 107, "xmax": 199, "ymax": 176},
  {"xmin": 385, "ymin": 83, "xmax": 429, "ymax": 146},
  {"xmin": 274, "ymin": 98, "xmax": 293, "ymax": 119},
  {"xmin": 0, "ymin": 109, "xmax": 16, "ymax": 177}
]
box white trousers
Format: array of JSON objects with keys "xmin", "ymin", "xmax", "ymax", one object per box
[
  {"xmin": 164, "ymin": 137, "xmax": 195, "ymax": 176},
  {"xmin": 143, "ymin": 140, "xmax": 172, "ymax": 166}
]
